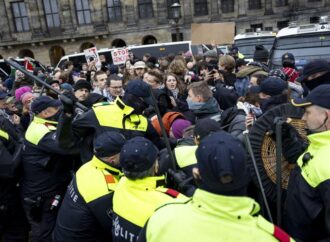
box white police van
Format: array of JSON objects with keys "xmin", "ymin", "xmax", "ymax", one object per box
[
  {"xmin": 55, "ymin": 41, "xmax": 193, "ymax": 70},
  {"xmin": 234, "ymin": 30, "xmax": 276, "ymax": 61},
  {"xmin": 269, "ymin": 16, "xmax": 330, "ymax": 69}
]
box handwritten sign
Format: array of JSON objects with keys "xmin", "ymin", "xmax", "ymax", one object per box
[
  {"xmin": 111, "ymin": 48, "xmax": 129, "ymax": 65},
  {"xmin": 84, "ymin": 47, "xmax": 102, "ymax": 70}
]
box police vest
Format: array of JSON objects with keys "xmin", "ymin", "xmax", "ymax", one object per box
[
  {"xmin": 112, "ymin": 176, "xmax": 184, "ymax": 242},
  {"xmin": 53, "ymin": 156, "xmax": 123, "ymax": 242},
  {"xmin": 297, "ymin": 130, "xmax": 330, "ymax": 188},
  {"xmin": 93, "ymin": 98, "xmax": 148, "ymax": 132},
  {"xmin": 143, "ymin": 189, "xmax": 293, "ymax": 242},
  {"xmin": 174, "ymin": 145, "xmax": 197, "ymax": 168},
  {"xmin": 25, "ymin": 116, "xmax": 57, "ymax": 145},
  {"xmin": 76, "ymin": 155, "xmax": 122, "ymax": 204}
]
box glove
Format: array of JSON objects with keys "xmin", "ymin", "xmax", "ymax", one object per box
[
  {"xmin": 59, "ymin": 93, "xmax": 75, "ymax": 115},
  {"xmin": 143, "ymin": 106, "xmax": 155, "ymax": 118},
  {"xmin": 271, "ymin": 121, "xmax": 309, "ymax": 164}
]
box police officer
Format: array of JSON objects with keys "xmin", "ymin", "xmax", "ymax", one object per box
[
  {"xmin": 0, "ymin": 91, "xmax": 29, "ymax": 241},
  {"xmin": 159, "ymin": 118, "xmax": 221, "ymax": 196},
  {"xmin": 112, "ymin": 137, "xmax": 184, "ymax": 242},
  {"xmin": 57, "ymin": 79, "xmax": 164, "ymax": 162},
  {"xmin": 285, "ymin": 84, "xmax": 330, "ymax": 241},
  {"xmin": 21, "ymin": 96, "xmax": 80, "ymax": 242},
  {"xmin": 53, "ymin": 131, "xmax": 126, "ymax": 241},
  {"xmin": 138, "ymin": 131, "xmax": 293, "ymax": 242},
  {"xmin": 175, "ymin": 118, "xmax": 221, "ymax": 176}
]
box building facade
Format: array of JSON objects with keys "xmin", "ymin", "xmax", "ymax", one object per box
[{"xmin": 0, "ymin": 0, "xmax": 330, "ymax": 66}]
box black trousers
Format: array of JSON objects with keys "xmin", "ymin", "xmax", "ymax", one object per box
[
  {"xmin": 0, "ymin": 199, "xmax": 29, "ymax": 242},
  {"xmin": 23, "ymin": 197, "xmax": 58, "ymax": 242}
]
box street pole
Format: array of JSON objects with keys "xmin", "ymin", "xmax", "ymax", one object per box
[{"xmin": 175, "ymin": 20, "xmax": 180, "ymax": 42}]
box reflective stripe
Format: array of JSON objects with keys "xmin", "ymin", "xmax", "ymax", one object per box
[
  {"xmin": 274, "ymin": 226, "xmax": 292, "ymax": 242},
  {"xmin": 156, "ymin": 187, "xmax": 183, "ymax": 198},
  {"xmin": 93, "ymin": 98, "xmax": 148, "ymax": 132},
  {"xmin": 0, "ymin": 129, "xmax": 9, "ymax": 140},
  {"xmin": 174, "ymin": 146, "xmax": 198, "ymax": 168},
  {"xmin": 25, "ymin": 116, "xmax": 57, "ymax": 145}
]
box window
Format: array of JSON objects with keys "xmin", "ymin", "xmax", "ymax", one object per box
[
  {"xmin": 310, "ymin": 16, "xmax": 320, "ymax": 23},
  {"xmin": 248, "ymin": 0, "xmax": 262, "ymax": 10},
  {"xmin": 43, "ymin": 0, "xmax": 60, "ymax": 28},
  {"xmin": 138, "ymin": 0, "xmax": 153, "ymax": 19},
  {"xmin": 221, "ymin": 0, "xmax": 234, "ymax": 13},
  {"xmin": 107, "ymin": 0, "xmax": 122, "ymax": 22},
  {"xmin": 277, "ymin": 20, "xmax": 289, "ymax": 29},
  {"xmin": 167, "ymin": 0, "xmax": 180, "ymax": 19},
  {"xmin": 11, "ymin": 2, "xmax": 30, "ymax": 32},
  {"xmin": 75, "ymin": 0, "xmax": 91, "ymax": 25},
  {"xmin": 250, "ymin": 23, "xmax": 263, "ymax": 31},
  {"xmin": 194, "ymin": 0, "xmax": 208, "ymax": 16},
  {"xmin": 275, "ymin": 0, "xmax": 288, "ymax": 6}
]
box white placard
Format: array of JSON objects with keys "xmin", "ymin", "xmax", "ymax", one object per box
[
  {"xmin": 84, "ymin": 47, "xmax": 102, "ymax": 70},
  {"xmin": 111, "ymin": 48, "xmax": 129, "ymax": 65}
]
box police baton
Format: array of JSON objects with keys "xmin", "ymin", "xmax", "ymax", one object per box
[
  {"xmin": 5, "ymin": 58, "xmax": 88, "ymax": 112},
  {"xmin": 243, "ymin": 130, "xmax": 273, "ymax": 223},
  {"xmin": 274, "ymin": 117, "xmax": 285, "ymax": 227},
  {"xmin": 147, "ymin": 85, "xmax": 177, "ymax": 172}
]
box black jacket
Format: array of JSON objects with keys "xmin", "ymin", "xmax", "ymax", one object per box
[
  {"xmin": 22, "ymin": 117, "xmax": 79, "ymax": 198},
  {"xmin": 0, "ymin": 114, "xmax": 24, "ymax": 204},
  {"xmin": 57, "ymin": 98, "xmax": 164, "ymax": 162}
]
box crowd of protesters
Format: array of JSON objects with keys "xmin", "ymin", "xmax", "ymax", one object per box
[{"xmin": 0, "ymin": 43, "xmax": 330, "ymax": 242}]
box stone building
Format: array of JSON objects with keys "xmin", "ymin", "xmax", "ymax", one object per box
[{"xmin": 0, "ymin": 0, "xmax": 329, "ymax": 66}]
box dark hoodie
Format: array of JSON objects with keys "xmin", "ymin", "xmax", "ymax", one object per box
[{"xmin": 260, "ymin": 93, "xmax": 289, "ymax": 113}]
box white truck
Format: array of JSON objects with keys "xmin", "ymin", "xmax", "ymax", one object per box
[
  {"xmin": 55, "ymin": 41, "xmax": 193, "ymax": 70},
  {"xmin": 234, "ymin": 30, "xmax": 276, "ymax": 61},
  {"xmin": 269, "ymin": 16, "xmax": 330, "ymax": 69}
]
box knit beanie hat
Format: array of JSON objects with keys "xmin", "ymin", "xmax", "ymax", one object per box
[
  {"xmin": 171, "ymin": 119, "xmax": 192, "ymax": 139},
  {"xmin": 15, "ymin": 86, "xmax": 32, "ymax": 101},
  {"xmin": 268, "ymin": 69, "xmax": 287, "ymax": 81},
  {"xmin": 73, "ymin": 80, "xmax": 92, "ymax": 92},
  {"xmin": 253, "ymin": 45, "xmax": 269, "ymax": 62}
]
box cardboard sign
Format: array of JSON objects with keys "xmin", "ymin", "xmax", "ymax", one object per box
[
  {"xmin": 84, "ymin": 47, "xmax": 102, "ymax": 70},
  {"xmin": 191, "ymin": 22, "xmax": 235, "ymax": 45},
  {"xmin": 111, "ymin": 48, "xmax": 129, "ymax": 65}
]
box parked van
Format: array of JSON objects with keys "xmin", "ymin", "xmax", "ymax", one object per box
[
  {"xmin": 55, "ymin": 41, "xmax": 193, "ymax": 70},
  {"xmin": 234, "ymin": 30, "xmax": 276, "ymax": 61},
  {"xmin": 269, "ymin": 16, "xmax": 330, "ymax": 69}
]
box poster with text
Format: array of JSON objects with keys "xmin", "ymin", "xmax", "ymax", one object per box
[
  {"xmin": 111, "ymin": 48, "xmax": 129, "ymax": 65},
  {"xmin": 84, "ymin": 47, "xmax": 102, "ymax": 70}
]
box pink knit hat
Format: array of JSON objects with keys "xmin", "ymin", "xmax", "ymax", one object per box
[{"xmin": 15, "ymin": 86, "xmax": 32, "ymax": 101}]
